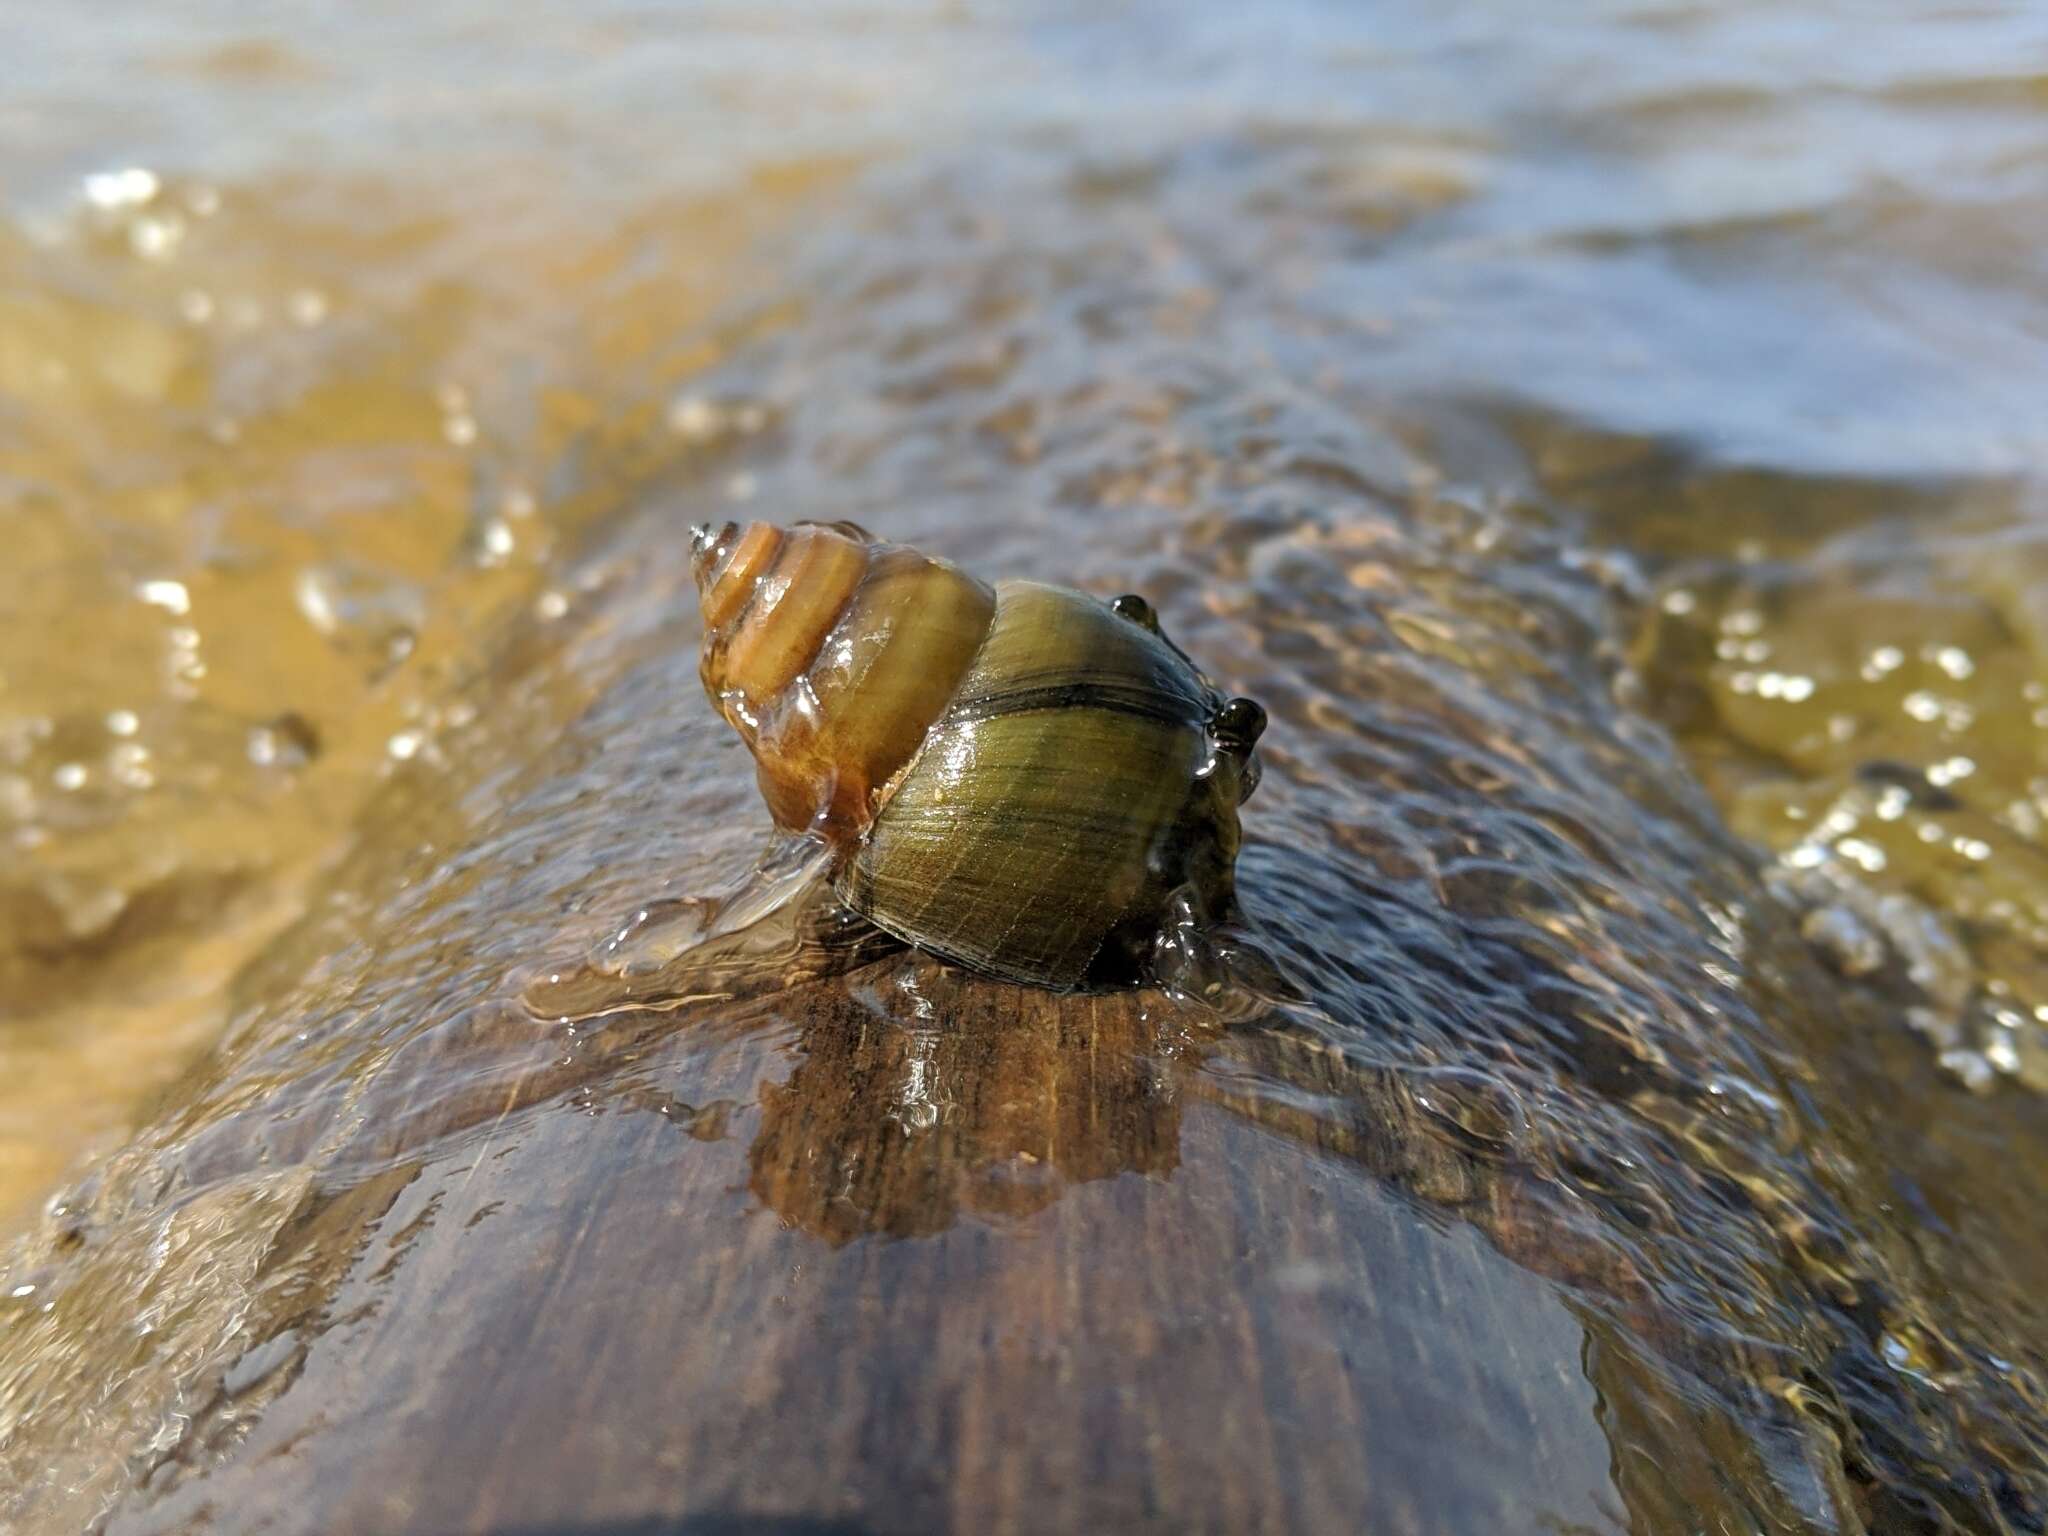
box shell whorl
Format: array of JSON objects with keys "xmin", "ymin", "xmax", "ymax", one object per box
[
  {"xmin": 691, "ymin": 520, "xmax": 997, "ymax": 844},
  {"xmin": 835, "ymin": 578, "xmax": 1249, "ymax": 987}
]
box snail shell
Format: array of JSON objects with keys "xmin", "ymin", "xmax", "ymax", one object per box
[{"xmin": 690, "ymin": 519, "xmax": 1265, "ymax": 991}]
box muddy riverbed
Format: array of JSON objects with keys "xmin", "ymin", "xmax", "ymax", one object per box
[{"xmin": 4, "ymin": 2, "xmax": 2048, "ymax": 1532}]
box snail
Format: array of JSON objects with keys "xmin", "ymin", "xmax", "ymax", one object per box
[{"xmin": 685, "ymin": 518, "xmax": 1267, "ymax": 992}]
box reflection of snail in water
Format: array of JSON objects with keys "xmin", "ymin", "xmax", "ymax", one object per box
[
  {"xmin": 688, "ymin": 519, "xmax": 1267, "ymax": 992},
  {"xmin": 746, "ymin": 962, "xmax": 1186, "ymax": 1243}
]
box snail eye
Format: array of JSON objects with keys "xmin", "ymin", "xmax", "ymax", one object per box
[
  {"xmin": 1212, "ymin": 696, "xmax": 1266, "ymax": 749},
  {"xmin": 1111, "ymin": 593, "xmax": 1159, "ymax": 631}
]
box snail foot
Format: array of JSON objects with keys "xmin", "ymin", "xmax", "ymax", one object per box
[{"xmin": 519, "ymin": 834, "xmax": 853, "ymax": 1022}]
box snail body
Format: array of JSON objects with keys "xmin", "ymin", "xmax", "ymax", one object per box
[{"xmin": 690, "ymin": 520, "xmax": 1265, "ymax": 991}]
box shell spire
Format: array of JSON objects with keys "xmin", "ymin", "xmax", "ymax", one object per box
[{"xmin": 691, "ymin": 520, "xmax": 997, "ymax": 847}]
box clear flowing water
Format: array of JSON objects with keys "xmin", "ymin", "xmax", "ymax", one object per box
[{"xmin": 3, "ymin": 2, "xmax": 2047, "ymax": 1533}]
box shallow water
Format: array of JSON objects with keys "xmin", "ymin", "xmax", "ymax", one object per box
[{"xmin": 3, "ymin": 1, "xmax": 2048, "ymax": 1532}]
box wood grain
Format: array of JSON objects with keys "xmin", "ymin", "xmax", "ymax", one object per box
[{"xmin": 98, "ymin": 959, "xmax": 1628, "ymax": 1536}]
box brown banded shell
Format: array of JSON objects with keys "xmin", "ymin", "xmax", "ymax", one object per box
[{"xmin": 690, "ymin": 519, "xmax": 1265, "ymax": 991}]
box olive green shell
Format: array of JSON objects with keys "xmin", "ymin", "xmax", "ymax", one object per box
[{"xmin": 837, "ymin": 581, "xmax": 1247, "ymax": 989}]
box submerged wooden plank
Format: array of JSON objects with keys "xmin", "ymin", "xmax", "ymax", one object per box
[{"xmin": 101, "ymin": 964, "xmax": 1624, "ymax": 1536}]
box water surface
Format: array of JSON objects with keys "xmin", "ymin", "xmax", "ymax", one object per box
[{"xmin": 3, "ymin": 2, "xmax": 2048, "ymax": 1532}]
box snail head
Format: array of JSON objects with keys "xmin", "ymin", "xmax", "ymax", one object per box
[
  {"xmin": 1111, "ymin": 590, "xmax": 1267, "ymax": 807},
  {"xmin": 1209, "ymin": 695, "xmax": 1266, "ymax": 803}
]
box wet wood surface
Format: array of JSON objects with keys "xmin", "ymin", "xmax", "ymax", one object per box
[{"xmin": 100, "ymin": 961, "xmax": 1625, "ymax": 1536}]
